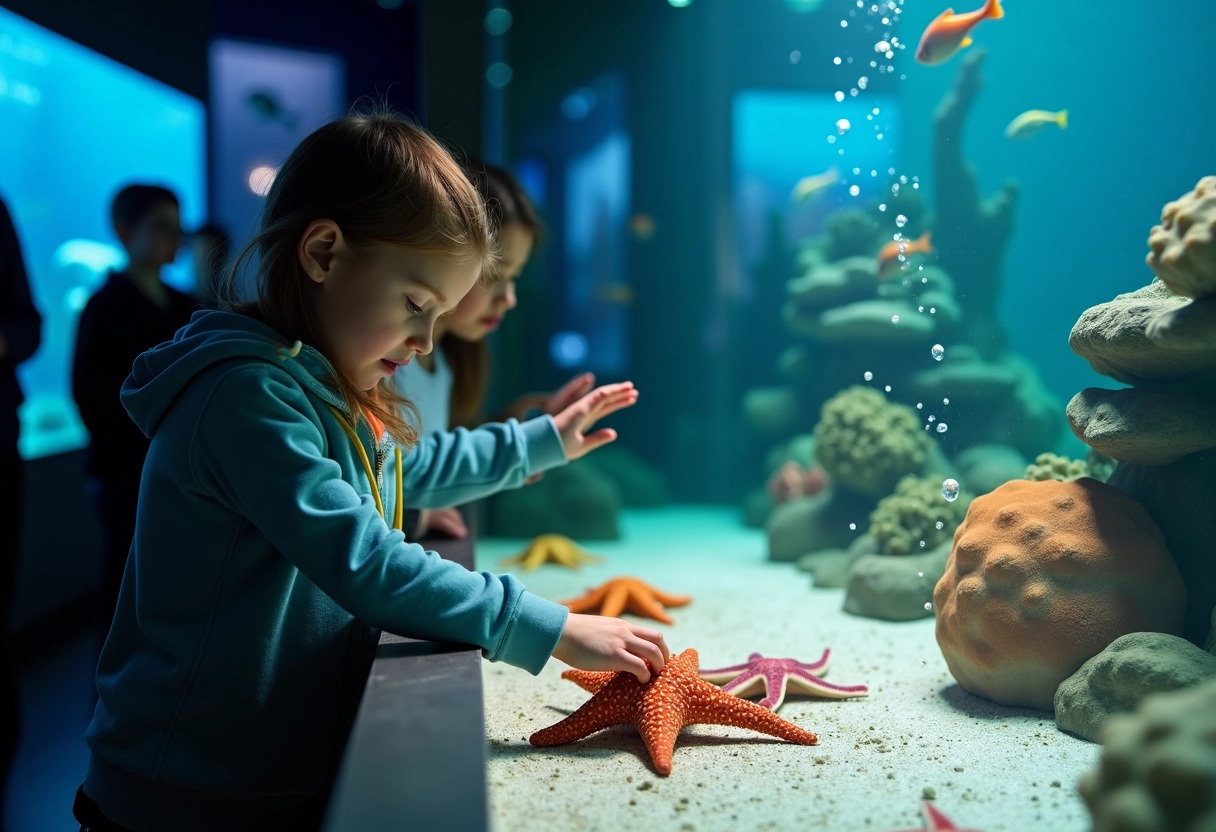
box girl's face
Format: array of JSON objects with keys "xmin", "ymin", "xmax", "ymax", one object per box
[
  {"xmin": 442, "ymin": 222, "xmax": 535, "ymax": 342},
  {"xmin": 302, "ymin": 222, "xmax": 481, "ymax": 392}
]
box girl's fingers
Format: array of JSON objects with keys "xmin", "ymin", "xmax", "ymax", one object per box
[
  {"xmin": 630, "ymin": 637, "xmax": 667, "ymax": 675},
  {"xmin": 619, "ymin": 652, "xmax": 652, "ymax": 684},
  {"xmin": 577, "ymin": 428, "xmax": 617, "ymax": 453},
  {"xmin": 635, "ymin": 628, "xmax": 670, "ymax": 662}
]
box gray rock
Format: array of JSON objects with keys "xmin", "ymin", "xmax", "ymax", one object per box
[
  {"xmin": 1146, "ymin": 294, "xmax": 1216, "ymax": 351},
  {"xmin": 743, "ymin": 385, "xmax": 800, "ymax": 435},
  {"xmin": 841, "ymin": 543, "xmax": 950, "ymax": 621},
  {"xmin": 1069, "ymin": 280, "xmax": 1216, "ymax": 386},
  {"xmin": 1054, "ymin": 632, "xmax": 1216, "ymax": 742},
  {"xmin": 1109, "ymin": 451, "xmax": 1216, "ymax": 645},
  {"xmin": 1067, "ymin": 386, "xmax": 1216, "ymax": 465},
  {"xmin": 954, "ymin": 444, "xmax": 1029, "ymax": 495},
  {"xmin": 1078, "ymin": 677, "xmax": 1216, "ymax": 832},
  {"xmin": 488, "ymin": 463, "xmax": 620, "ymax": 540},
  {"xmin": 795, "ymin": 300, "xmax": 934, "ymax": 342},
  {"xmin": 767, "ymin": 488, "xmax": 875, "ymax": 562},
  {"xmin": 795, "ymin": 548, "xmax": 852, "ymax": 588}
]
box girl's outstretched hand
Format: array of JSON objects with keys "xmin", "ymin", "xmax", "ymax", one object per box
[
  {"xmin": 501, "ymin": 372, "xmax": 596, "ymax": 421},
  {"xmin": 414, "ymin": 507, "xmax": 468, "ymax": 539},
  {"xmin": 551, "ymin": 613, "xmax": 670, "ymax": 683},
  {"xmin": 551, "ymin": 381, "xmax": 638, "ymax": 461}
]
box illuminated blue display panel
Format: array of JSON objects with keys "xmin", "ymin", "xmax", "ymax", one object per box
[{"xmin": 0, "ymin": 7, "xmax": 206, "ymax": 460}]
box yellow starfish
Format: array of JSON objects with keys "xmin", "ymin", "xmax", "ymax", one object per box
[{"xmin": 499, "ymin": 534, "xmax": 604, "ymax": 571}]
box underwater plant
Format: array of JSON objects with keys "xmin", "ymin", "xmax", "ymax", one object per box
[{"xmin": 812, "ymin": 386, "xmax": 931, "ymax": 500}]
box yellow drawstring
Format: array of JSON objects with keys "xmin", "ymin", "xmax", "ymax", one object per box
[
  {"xmin": 277, "ymin": 340, "xmax": 303, "ymax": 360},
  {"xmin": 325, "ymin": 404, "xmax": 403, "ymax": 531}
]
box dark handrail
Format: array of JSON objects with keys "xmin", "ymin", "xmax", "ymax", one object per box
[{"xmin": 323, "ymin": 535, "xmax": 489, "ymax": 831}]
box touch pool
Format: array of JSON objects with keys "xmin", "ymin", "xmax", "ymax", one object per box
[{"xmin": 476, "ymin": 506, "xmax": 1100, "ymax": 832}]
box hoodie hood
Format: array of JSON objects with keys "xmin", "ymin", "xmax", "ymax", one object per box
[{"xmin": 121, "ymin": 309, "xmax": 346, "ymax": 439}]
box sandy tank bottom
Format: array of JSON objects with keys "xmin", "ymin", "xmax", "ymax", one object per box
[{"xmin": 474, "ymin": 506, "xmax": 1100, "ymax": 832}]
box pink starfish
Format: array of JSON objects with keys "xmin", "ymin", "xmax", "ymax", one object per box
[
  {"xmin": 698, "ymin": 650, "xmax": 869, "ymax": 710},
  {"xmin": 884, "ymin": 801, "xmax": 986, "ymax": 832}
]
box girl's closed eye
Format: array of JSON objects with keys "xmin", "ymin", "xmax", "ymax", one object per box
[{"xmin": 405, "ymin": 297, "xmax": 423, "ymax": 315}]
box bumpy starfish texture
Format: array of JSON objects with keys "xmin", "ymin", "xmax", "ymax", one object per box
[
  {"xmin": 499, "ymin": 534, "xmax": 603, "ymax": 571},
  {"xmin": 884, "ymin": 801, "xmax": 986, "ymax": 832},
  {"xmin": 698, "ymin": 650, "xmax": 869, "ymax": 710},
  {"xmin": 530, "ymin": 648, "xmax": 817, "ymax": 775},
  {"xmin": 559, "ymin": 576, "xmax": 692, "ymax": 624}
]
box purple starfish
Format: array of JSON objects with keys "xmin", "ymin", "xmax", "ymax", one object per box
[{"xmin": 698, "ymin": 650, "xmax": 869, "ymax": 710}]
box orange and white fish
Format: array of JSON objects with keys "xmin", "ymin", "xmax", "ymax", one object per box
[
  {"xmin": 1005, "ymin": 109, "xmax": 1068, "ymax": 140},
  {"xmin": 791, "ymin": 167, "xmax": 839, "ymax": 203},
  {"xmin": 915, "ymin": 0, "xmax": 1004, "ymax": 66},
  {"xmin": 877, "ymin": 231, "xmax": 933, "ymax": 279}
]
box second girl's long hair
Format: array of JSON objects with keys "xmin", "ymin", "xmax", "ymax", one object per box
[{"xmin": 444, "ymin": 161, "xmax": 543, "ymax": 428}]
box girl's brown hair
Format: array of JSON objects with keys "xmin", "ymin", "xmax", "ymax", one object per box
[
  {"xmin": 222, "ymin": 108, "xmax": 497, "ymax": 447},
  {"xmin": 443, "ymin": 161, "xmax": 543, "ymax": 428}
]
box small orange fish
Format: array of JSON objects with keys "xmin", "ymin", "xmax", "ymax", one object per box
[
  {"xmin": 915, "ymin": 0, "xmax": 1004, "ymax": 66},
  {"xmin": 877, "ymin": 231, "xmax": 933, "ymax": 279}
]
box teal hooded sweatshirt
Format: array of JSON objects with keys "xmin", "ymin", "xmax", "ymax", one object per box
[{"xmin": 84, "ymin": 309, "xmax": 569, "ymax": 830}]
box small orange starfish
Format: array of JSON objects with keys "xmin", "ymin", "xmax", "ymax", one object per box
[
  {"xmin": 558, "ymin": 576, "xmax": 692, "ymax": 624},
  {"xmin": 530, "ymin": 648, "xmax": 817, "ymax": 775}
]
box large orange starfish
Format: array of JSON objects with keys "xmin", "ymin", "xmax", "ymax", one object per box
[
  {"xmin": 530, "ymin": 648, "xmax": 817, "ymax": 775},
  {"xmin": 558, "ymin": 576, "xmax": 692, "ymax": 624}
]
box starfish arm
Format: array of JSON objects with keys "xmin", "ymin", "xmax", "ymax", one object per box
[
  {"xmin": 685, "ymin": 682, "xmax": 818, "ymax": 745},
  {"xmin": 599, "ymin": 582, "xmax": 632, "ymax": 618},
  {"xmin": 529, "ymin": 690, "xmax": 634, "ymax": 747},
  {"xmin": 801, "ymin": 648, "xmax": 831, "ymax": 676},
  {"xmin": 786, "ymin": 667, "xmax": 869, "ymax": 699},
  {"xmin": 623, "ymin": 589, "xmax": 676, "ymax": 624},
  {"xmin": 758, "ymin": 669, "xmax": 789, "ymax": 710},
  {"xmin": 560, "ymin": 669, "xmax": 617, "ymax": 693},
  {"xmin": 698, "ymin": 661, "xmax": 757, "ymax": 682},
  {"xmin": 648, "ymin": 588, "xmax": 693, "ymax": 608},
  {"xmin": 560, "ymin": 582, "xmax": 610, "ymax": 612},
  {"xmin": 716, "ymin": 668, "xmax": 765, "ymax": 697}
]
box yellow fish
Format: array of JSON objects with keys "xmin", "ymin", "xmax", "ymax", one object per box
[
  {"xmin": 1004, "ymin": 109, "xmax": 1068, "ymax": 140},
  {"xmin": 915, "ymin": 0, "xmax": 1004, "ymax": 66},
  {"xmin": 791, "ymin": 167, "xmax": 839, "ymax": 203}
]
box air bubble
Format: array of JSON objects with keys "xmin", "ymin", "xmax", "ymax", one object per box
[
  {"xmin": 849, "ymin": 184, "xmax": 861, "ymax": 196},
  {"xmin": 936, "ymin": 422, "xmax": 948, "ymax": 433},
  {"xmin": 836, "ymin": 118, "xmax": 852, "ymax": 134},
  {"xmin": 863, "ymin": 370, "xmax": 873, "ymax": 381},
  {"xmin": 931, "ymin": 344, "xmax": 944, "ymax": 361},
  {"xmin": 891, "ymin": 314, "xmax": 900, "ymax": 324},
  {"xmin": 924, "ymin": 602, "xmax": 934, "ymax": 612},
  {"xmin": 895, "ymin": 214, "xmax": 908, "ymax": 228},
  {"xmin": 941, "ymin": 478, "xmax": 960, "ymax": 502},
  {"xmin": 849, "ymin": 522, "xmax": 857, "ymax": 530},
  {"xmin": 943, "ymin": 398, "xmax": 950, "ymax": 405},
  {"xmin": 935, "ymin": 521, "xmax": 944, "ymax": 530}
]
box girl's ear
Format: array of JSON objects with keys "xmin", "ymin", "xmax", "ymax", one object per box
[{"xmin": 298, "ymin": 219, "xmax": 343, "ymax": 284}]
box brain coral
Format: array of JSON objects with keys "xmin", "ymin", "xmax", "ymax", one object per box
[
  {"xmin": 813, "ymin": 386, "xmax": 933, "ymax": 499},
  {"xmin": 1023, "ymin": 452, "xmax": 1089, "ymax": 482},
  {"xmin": 1146, "ymin": 175, "xmax": 1216, "ymax": 299},
  {"xmin": 933, "ymin": 478, "xmax": 1186, "ymax": 710},
  {"xmin": 1078, "ymin": 678, "xmax": 1216, "ymax": 832},
  {"xmin": 868, "ymin": 474, "xmax": 971, "ymax": 555}
]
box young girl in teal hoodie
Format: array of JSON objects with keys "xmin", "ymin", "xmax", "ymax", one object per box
[{"xmin": 76, "ymin": 111, "xmax": 668, "ymax": 831}]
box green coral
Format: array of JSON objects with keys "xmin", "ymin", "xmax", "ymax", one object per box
[
  {"xmin": 1024, "ymin": 452, "xmax": 1090, "ymax": 482},
  {"xmin": 812, "ymin": 386, "xmax": 933, "ymax": 499},
  {"xmin": 822, "ymin": 209, "xmax": 882, "ymax": 262},
  {"xmin": 867, "ymin": 474, "xmax": 971, "ymax": 555}
]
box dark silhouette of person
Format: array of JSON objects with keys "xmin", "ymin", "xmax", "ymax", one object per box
[
  {"xmin": 71, "ymin": 185, "xmax": 198, "ymax": 647},
  {"xmin": 0, "ymin": 193, "xmax": 42, "ymax": 829}
]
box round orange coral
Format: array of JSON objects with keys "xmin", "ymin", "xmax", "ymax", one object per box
[{"xmin": 933, "ymin": 478, "xmax": 1186, "ymax": 710}]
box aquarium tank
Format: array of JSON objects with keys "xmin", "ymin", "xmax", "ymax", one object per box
[
  {"xmin": 0, "ymin": 5, "xmax": 206, "ymax": 459},
  {"xmin": 473, "ymin": 1, "xmax": 1216, "ymax": 830}
]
